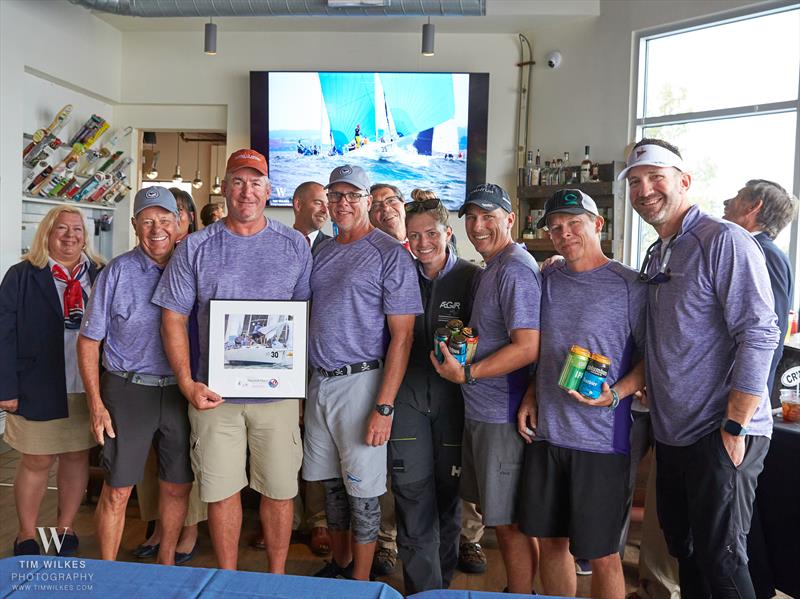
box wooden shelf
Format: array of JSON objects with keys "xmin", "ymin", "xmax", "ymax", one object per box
[
  {"xmin": 517, "ymin": 180, "xmax": 621, "ymax": 200},
  {"xmin": 22, "ymin": 195, "xmax": 117, "ymax": 211}
]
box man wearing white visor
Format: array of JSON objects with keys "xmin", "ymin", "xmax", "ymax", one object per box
[{"xmin": 620, "ymin": 138, "xmax": 779, "ymax": 599}]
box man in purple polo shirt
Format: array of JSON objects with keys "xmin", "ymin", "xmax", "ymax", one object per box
[
  {"xmin": 153, "ymin": 149, "xmax": 312, "ymax": 573},
  {"xmin": 78, "ymin": 186, "xmax": 191, "ymax": 565},
  {"xmin": 302, "ymin": 164, "xmax": 421, "ymax": 581},
  {"xmin": 516, "ymin": 189, "xmax": 647, "ymax": 599},
  {"xmin": 432, "ymin": 183, "xmax": 541, "ymax": 594},
  {"xmin": 620, "ymin": 139, "xmax": 780, "ymax": 599}
]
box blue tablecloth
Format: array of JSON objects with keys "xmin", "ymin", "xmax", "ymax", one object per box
[{"xmin": 0, "ymin": 557, "xmax": 403, "ymax": 598}]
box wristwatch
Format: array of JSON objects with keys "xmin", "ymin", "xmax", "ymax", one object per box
[
  {"xmin": 464, "ymin": 363, "xmax": 477, "ymax": 386},
  {"xmin": 721, "ymin": 418, "xmax": 747, "ymax": 437},
  {"xmin": 375, "ymin": 404, "xmax": 394, "ymax": 416}
]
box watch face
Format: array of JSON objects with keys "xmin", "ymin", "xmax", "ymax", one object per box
[
  {"xmin": 376, "ymin": 404, "xmax": 394, "ymax": 416},
  {"xmin": 723, "ymin": 419, "xmax": 745, "ymax": 436}
]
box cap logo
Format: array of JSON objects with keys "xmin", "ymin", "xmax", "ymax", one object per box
[
  {"xmin": 339, "ymin": 166, "xmax": 352, "ymax": 175},
  {"xmin": 145, "ymin": 188, "xmax": 159, "ymax": 199},
  {"xmin": 236, "ymin": 152, "xmax": 261, "ymax": 161},
  {"xmin": 563, "ymin": 192, "xmax": 579, "ymax": 205},
  {"xmin": 635, "ymin": 148, "xmax": 647, "ymax": 158}
]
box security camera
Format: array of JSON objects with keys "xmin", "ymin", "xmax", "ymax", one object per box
[{"xmin": 546, "ymin": 51, "xmax": 562, "ymax": 69}]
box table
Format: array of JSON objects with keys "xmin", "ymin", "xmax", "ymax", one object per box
[
  {"xmin": 749, "ymin": 417, "xmax": 800, "ymax": 599},
  {"xmin": 0, "ymin": 557, "xmax": 403, "ymax": 598}
]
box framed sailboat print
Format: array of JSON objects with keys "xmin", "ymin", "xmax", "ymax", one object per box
[{"xmin": 207, "ymin": 299, "xmax": 309, "ymax": 399}]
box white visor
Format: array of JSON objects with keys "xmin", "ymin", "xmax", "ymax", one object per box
[{"xmin": 617, "ymin": 144, "xmax": 686, "ymax": 180}]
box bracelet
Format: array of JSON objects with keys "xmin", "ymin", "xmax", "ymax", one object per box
[{"xmin": 608, "ymin": 388, "xmax": 620, "ymax": 411}]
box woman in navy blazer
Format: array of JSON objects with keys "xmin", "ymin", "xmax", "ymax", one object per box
[{"xmin": 0, "ymin": 205, "xmax": 104, "ymax": 556}]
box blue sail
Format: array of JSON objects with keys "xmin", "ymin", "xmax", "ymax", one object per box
[
  {"xmin": 318, "ymin": 73, "xmax": 377, "ymax": 151},
  {"xmin": 379, "ymin": 73, "xmax": 455, "ymax": 138},
  {"xmin": 413, "ymin": 128, "xmax": 434, "ymax": 156}
]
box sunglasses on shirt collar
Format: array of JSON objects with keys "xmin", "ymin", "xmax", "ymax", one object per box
[{"xmin": 639, "ymin": 237, "xmax": 676, "ymax": 285}]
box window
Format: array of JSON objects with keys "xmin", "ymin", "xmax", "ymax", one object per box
[{"xmin": 629, "ymin": 4, "xmax": 800, "ymax": 309}]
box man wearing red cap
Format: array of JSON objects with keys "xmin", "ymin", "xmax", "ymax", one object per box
[{"xmin": 154, "ymin": 149, "xmax": 312, "ymax": 573}]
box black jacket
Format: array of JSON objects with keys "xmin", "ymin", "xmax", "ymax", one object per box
[
  {"xmin": 396, "ymin": 257, "xmax": 480, "ymax": 413},
  {"xmin": 0, "ymin": 259, "xmax": 100, "ymax": 421}
]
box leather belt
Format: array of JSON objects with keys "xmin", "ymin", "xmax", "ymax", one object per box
[
  {"xmin": 109, "ymin": 370, "xmax": 177, "ymax": 387},
  {"xmin": 318, "ymin": 360, "xmax": 383, "ymax": 378}
]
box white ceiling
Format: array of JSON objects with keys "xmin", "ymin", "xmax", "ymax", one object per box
[{"xmin": 90, "ymin": 0, "xmax": 600, "ymax": 34}]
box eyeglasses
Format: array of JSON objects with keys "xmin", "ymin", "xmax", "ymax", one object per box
[
  {"xmin": 639, "ymin": 237, "xmax": 675, "ymax": 285},
  {"xmin": 326, "ymin": 191, "xmax": 368, "ymax": 204},
  {"xmin": 404, "ymin": 198, "xmax": 442, "ymax": 214},
  {"xmin": 369, "ymin": 195, "xmax": 404, "ymax": 213}
]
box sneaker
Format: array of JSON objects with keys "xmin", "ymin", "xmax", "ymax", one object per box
[
  {"xmin": 14, "ymin": 538, "xmax": 41, "ymax": 556},
  {"xmin": 313, "ymin": 559, "xmax": 353, "ymax": 579},
  {"xmin": 458, "ymin": 542, "xmax": 487, "ymax": 574},
  {"xmin": 575, "ymin": 558, "xmax": 592, "ymax": 576},
  {"xmin": 371, "ymin": 546, "xmax": 397, "ymax": 577}
]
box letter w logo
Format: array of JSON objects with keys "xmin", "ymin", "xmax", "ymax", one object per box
[{"xmin": 36, "ymin": 527, "xmax": 66, "ymax": 554}]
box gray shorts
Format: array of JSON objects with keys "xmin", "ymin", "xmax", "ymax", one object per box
[
  {"xmin": 302, "ymin": 368, "xmax": 386, "ymax": 498},
  {"xmin": 460, "ymin": 418, "xmax": 524, "ymax": 527},
  {"xmin": 100, "ymin": 372, "xmax": 193, "ymax": 488}
]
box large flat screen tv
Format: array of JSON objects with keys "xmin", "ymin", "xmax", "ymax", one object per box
[{"xmin": 250, "ymin": 71, "xmax": 489, "ymax": 210}]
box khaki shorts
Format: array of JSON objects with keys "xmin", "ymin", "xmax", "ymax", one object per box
[
  {"xmin": 188, "ymin": 399, "xmax": 302, "ymax": 503},
  {"xmin": 4, "ymin": 393, "xmax": 96, "ymax": 455}
]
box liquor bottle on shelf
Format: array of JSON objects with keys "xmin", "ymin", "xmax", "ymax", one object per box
[
  {"xmin": 563, "ymin": 151, "xmax": 574, "ymax": 184},
  {"xmin": 590, "ymin": 161, "xmax": 601, "ymax": 182},
  {"xmin": 556, "ymin": 157, "xmax": 564, "ymax": 185},
  {"xmin": 532, "ymin": 149, "xmax": 542, "ymax": 186},
  {"xmin": 522, "ymin": 215, "xmax": 536, "ymax": 240},
  {"xmin": 550, "ymin": 157, "xmax": 559, "ymax": 185},
  {"xmin": 580, "ymin": 145, "xmax": 592, "ymax": 183},
  {"xmin": 524, "ymin": 150, "xmax": 534, "ymax": 186},
  {"xmin": 542, "ymin": 161, "xmax": 551, "ymax": 187}
]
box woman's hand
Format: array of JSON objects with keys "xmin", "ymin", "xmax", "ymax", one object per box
[{"xmin": 0, "ymin": 398, "xmax": 18, "ymax": 413}]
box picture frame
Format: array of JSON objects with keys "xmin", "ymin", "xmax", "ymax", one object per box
[{"xmin": 208, "ymin": 299, "xmax": 309, "ymax": 399}]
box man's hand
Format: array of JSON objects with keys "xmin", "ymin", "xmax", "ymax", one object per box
[
  {"xmin": 517, "ymin": 385, "xmax": 538, "ymax": 443},
  {"xmin": 540, "ymin": 254, "xmax": 565, "ymax": 273},
  {"xmin": 89, "ymin": 403, "xmax": 115, "ymax": 446},
  {"xmin": 0, "ymin": 399, "xmax": 18, "ymax": 412},
  {"xmin": 634, "ymin": 388, "xmax": 648, "ymax": 408},
  {"xmin": 182, "ymin": 381, "xmax": 224, "ymax": 410},
  {"xmin": 365, "ymin": 410, "xmax": 392, "ymax": 447},
  {"xmin": 429, "ymin": 342, "xmax": 466, "ymax": 384},
  {"xmin": 720, "ymin": 429, "xmax": 746, "ymax": 467},
  {"xmin": 566, "ymin": 382, "xmax": 614, "ymax": 407}
]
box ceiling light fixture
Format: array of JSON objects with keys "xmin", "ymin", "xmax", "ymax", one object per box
[
  {"xmin": 421, "ymin": 17, "xmax": 435, "ymax": 57},
  {"xmin": 144, "ymin": 131, "xmax": 159, "ymax": 179},
  {"xmin": 192, "ymin": 142, "xmax": 204, "ymax": 189},
  {"xmin": 172, "ymin": 133, "xmax": 183, "ymax": 183},
  {"xmin": 211, "ymin": 145, "xmax": 222, "ymax": 194},
  {"xmin": 204, "ymin": 18, "xmax": 217, "ymax": 55}
]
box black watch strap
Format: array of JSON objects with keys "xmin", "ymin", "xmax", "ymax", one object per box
[
  {"xmin": 464, "ymin": 363, "xmax": 477, "ymax": 385},
  {"xmin": 375, "ymin": 403, "xmax": 394, "ymax": 416}
]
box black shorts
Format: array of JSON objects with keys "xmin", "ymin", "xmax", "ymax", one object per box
[
  {"xmin": 100, "ymin": 372, "xmax": 193, "ymax": 488},
  {"xmin": 518, "ymin": 440, "xmax": 630, "ymax": 559}
]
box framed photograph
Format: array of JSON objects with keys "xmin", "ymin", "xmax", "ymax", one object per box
[{"xmin": 208, "ymin": 299, "xmax": 308, "ymax": 399}]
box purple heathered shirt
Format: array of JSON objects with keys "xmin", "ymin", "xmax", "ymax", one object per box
[
  {"xmin": 536, "ymin": 261, "xmax": 647, "ymax": 455},
  {"xmin": 309, "ymin": 228, "xmax": 422, "ymax": 371},
  {"xmin": 152, "ymin": 218, "xmax": 312, "ymax": 391},
  {"xmin": 462, "ymin": 242, "xmax": 541, "ymax": 424},
  {"xmin": 81, "ymin": 246, "xmax": 173, "ymax": 376},
  {"xmin": 644, "ymin": 205, "xmax": 780, "ymax": 446}
]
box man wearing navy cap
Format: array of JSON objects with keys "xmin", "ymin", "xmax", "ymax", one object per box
[
  {"xmin": 621, "ymin": 138, "xmax": 780, "ymax": 598},
  {"xmin": 517, "ymin": 188, "xmax": 647, "ymax": 599},
  {"xmin": 78, "ymin": 186, "xmax": 191, "ymax": 565},
  {"xmin": 433, "ymin": 183, "xmax": 541, "ymax": 594}
]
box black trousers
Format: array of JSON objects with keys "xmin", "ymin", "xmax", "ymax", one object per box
[
  {"xmin": 655, "ymin": 430, "xmax": 769, "ymax": 599},
  {"xmin": 389, "ymin": 396, "xmax": 463, "ymax": 595}
]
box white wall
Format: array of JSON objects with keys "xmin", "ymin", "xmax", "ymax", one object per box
[{"xmin": 0, "ymin": 0, "xmax": 123, "ymax": 272}]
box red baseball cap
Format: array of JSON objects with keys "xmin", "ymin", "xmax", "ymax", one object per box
[{"xmin": 225, "ymin": 149, "xmax": 268, "ymax": 176}]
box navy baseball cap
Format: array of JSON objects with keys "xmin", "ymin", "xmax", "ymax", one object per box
[
  {"xmin": 537, "ymin": 189, "xmax": 599, "ymax": 229},
  {"xmin": 133, "ymin": 186, "xmax": 179, "ymax": 217},
  {"xmin": 326, "ymin": 164, "xmax": 371, "ymax": 192},
  {"xmin": 458, "ymin": 183, "xmax": 513, "ymax": 217}
]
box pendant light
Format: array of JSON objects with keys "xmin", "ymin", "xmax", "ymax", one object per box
[
  {"xmin": 204, "ymin": 18, "xmax": 217, "ymax": 55},
  {"xmin": 192, "ymin": 142, "xmax": 204, "ymax": 189},
  {"xmin": 211, "ymin": 145, "xmax": 222, "ymax": 194},
  {"xmin": 172, "ymin": 133, "xmax": 183, "ymax": 183},
  {"xmin": 421, "ymin": 17, "xmax": 435, "ymax": 56},
  {"xmin": 144, "ymin": 131, "xmax": 159, "ymax": 179}
]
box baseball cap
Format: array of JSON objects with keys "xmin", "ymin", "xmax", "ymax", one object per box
[
  {"xmin": 617, "ymin": 143, "xmax": 686, "ymax": 180},
  {"xmin": 458, "ymin": 183, "xmax": 513, "ymax": 217},
  {"xmin": 225, "ymin": 149, "xmax": 269, "ymax": 176},
  {"xmin": 326, "ymin": 164, "xmax": 370, "ymax": 192},
  {"xmin": 537, "ymin": 189, "xmax": 599, "ymax": 229},
  {"xmin": 133, "ymin": 186, "xmax": 179, "ymax": 217}
]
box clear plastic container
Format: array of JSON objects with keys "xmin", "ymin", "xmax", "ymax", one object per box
[{"xmin": 780, "ymin": 388, "xmax": 800, "ymax": 423}]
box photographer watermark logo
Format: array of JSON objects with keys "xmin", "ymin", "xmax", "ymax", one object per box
[{"xmin": 36, "ymin": 527, "xmax": 68, "ymax": 554}]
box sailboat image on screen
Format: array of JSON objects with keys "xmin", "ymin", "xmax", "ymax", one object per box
[
  {"xmin": 318, "ymin": 72, "xmax": 458, "ymax": 162},
  {"xmin": 223, "ymin": 313, "xmax": 294, "ymax": 369}
]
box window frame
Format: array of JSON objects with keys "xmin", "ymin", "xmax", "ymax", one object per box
[{"xmin": 625, "ymin": 1, "xmax": 800, "ymax": 309}]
